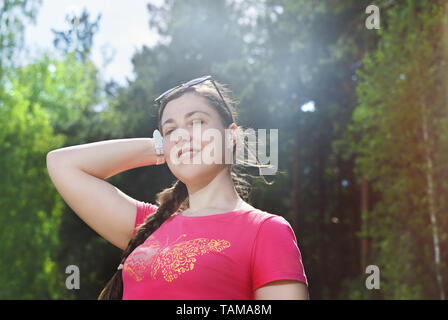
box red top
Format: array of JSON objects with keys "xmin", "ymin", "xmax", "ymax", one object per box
[{"xmin": 122, "ymin": 200, "xmax": 308, "ymax": 300}]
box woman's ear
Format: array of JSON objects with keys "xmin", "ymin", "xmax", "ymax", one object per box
[{"xmin": 227, "ymin": 123, "xmax": 238, "ymax": 148}]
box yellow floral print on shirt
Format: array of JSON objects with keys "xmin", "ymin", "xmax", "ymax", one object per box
[{"xmin": 124, "ymin": 234, "xmax": 231, "ymax": 282}]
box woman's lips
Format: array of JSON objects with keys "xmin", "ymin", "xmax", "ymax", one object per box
[
  {"xmin": 179, "ymin": 150, "xmax": 199, "ymax": 159},
  {"xmin": 178, "ymin": 148, "xmax": 201, "ymax": 161}
]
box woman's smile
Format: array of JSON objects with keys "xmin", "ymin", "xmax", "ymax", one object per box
[{"xmin": 178, "ymin": 148, "xmax": 201, "ymax": 163}]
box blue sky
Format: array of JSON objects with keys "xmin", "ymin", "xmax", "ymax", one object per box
[{"xmin": 22, "ymin": 0, "xmax": 163, "ymax": 85}]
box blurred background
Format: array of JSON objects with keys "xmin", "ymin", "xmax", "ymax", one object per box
[{"xmin": 1, "ymin": 0, "xmax": 448, "ymax": 300}]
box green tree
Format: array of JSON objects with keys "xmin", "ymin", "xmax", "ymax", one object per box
[
  {"xmin": 347, "ymin": 0, "xmax": 448, "ymax": 299},
  {"xmin": 0, "ymin": 48, "xmax": 105, "ymax": 298},
  {"xmin": 0, "ymin": 66, "xmax": 66, "ymax": 299}
]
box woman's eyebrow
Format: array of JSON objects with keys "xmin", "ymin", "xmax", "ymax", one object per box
[{"xmin": 162, "ymin": 110, "xmax": 211, "ymax": 127}]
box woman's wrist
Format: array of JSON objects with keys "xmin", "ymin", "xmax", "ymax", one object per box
[{"xmin": 146, "ymin": 138, "xmax": 166, "ymax": 166}]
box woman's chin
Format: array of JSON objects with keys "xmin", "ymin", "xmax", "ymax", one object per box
[{"xmin": 171, "ymin": 163, "xmax": 223, "ymax": 185}]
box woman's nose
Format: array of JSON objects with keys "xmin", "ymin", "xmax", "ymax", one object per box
[{"xmin": 172, "ymin": 127, "xmax": 193, "ymax": 144}]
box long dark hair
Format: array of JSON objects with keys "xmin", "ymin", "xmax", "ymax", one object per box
[{"xmin": 98, "ymin": 80, "xmax": 253, "ymax": 299}]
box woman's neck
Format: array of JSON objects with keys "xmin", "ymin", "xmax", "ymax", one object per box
[{"xmin": 184, "ymin": 168, "xmax": 244, "ymax": 215}]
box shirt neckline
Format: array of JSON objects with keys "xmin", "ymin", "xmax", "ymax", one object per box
[{"xmin": 177, "ymin": 208, "xmax": 256, "ymax": 219}]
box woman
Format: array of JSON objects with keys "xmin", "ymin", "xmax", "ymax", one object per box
[{"xmin": 46, "ymin": 76, "xmax": 309, "ymax": 300}]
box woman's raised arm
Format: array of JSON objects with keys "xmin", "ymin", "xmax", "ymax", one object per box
[{"xmin": 46, "ymin": 138, "xmax": 164, "ymax": 250}]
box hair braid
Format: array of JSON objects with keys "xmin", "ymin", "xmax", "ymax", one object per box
[{"xmin": 98, "ymin": 180, "xmax": 188, "ymax": 300}]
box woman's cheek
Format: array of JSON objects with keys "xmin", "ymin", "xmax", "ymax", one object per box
[{"xmin": 163, "ymin": 140, "xmax": 176, "ymax": 162}]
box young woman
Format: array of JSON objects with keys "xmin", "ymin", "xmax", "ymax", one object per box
[{"xmin": 46, "ymin": 76, "xmax": 309, "ymax": 300}]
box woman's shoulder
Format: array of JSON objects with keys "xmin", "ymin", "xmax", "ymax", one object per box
[
  {"xmin": 242, "ymin": 205, "xmax": 287, "ymax": 226},
  {"xmin": 242, "ymin": 207, "xmax": 297, "ymax": 244}
]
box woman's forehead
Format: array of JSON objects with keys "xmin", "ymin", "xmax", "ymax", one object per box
[{"xmin": 161, "ymin": 92, "xmax": 219, "ymax": 122}]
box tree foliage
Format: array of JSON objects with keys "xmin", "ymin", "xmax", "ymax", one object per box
[{"xmin": 347, "ymin": 0, "xmax": 448, "ymax": 299}]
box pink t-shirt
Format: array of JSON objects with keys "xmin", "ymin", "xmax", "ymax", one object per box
[{"xmin": 121, "ymin": 200, "xmax": 308, "ymax": 300}]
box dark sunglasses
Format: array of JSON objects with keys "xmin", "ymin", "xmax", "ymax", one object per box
[{"xmin": 154, "ymin": 75, "xmax": 230, "ymax": 112}]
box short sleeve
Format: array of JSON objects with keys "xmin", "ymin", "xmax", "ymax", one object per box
[
  {"xmin": 251, "ymin": 215, "xmax": 308, "ymax": 291},
  {"xmin": 132, "ymin": 200, "xmax": 159, "ymax": 237}
]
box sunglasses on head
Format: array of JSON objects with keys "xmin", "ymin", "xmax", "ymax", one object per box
[{"xmin": 154, "ymin": 75, "xmax": 230, "ymax": 112}]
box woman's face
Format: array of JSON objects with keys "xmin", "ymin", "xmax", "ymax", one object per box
[{"xmin": 160, "ymin": 92, "xmax": 237, "ymax": 186}]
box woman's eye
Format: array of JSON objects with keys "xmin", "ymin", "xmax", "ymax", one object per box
[
  {"xmin": 165, "ymin": 120, "xmax": 203, "ymax": 134},
  {"xmin": 191, "ymin": 119, "xmax": 204, "ymax": 125}
]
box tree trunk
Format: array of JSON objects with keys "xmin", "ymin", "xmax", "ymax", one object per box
[
  {"xmin": 420, "ymin": 102, "xmax": 445, "ymax": 300},
  {"xmin": 360, "ymin": 177, "xmax": 369, "ymax": 273}
]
